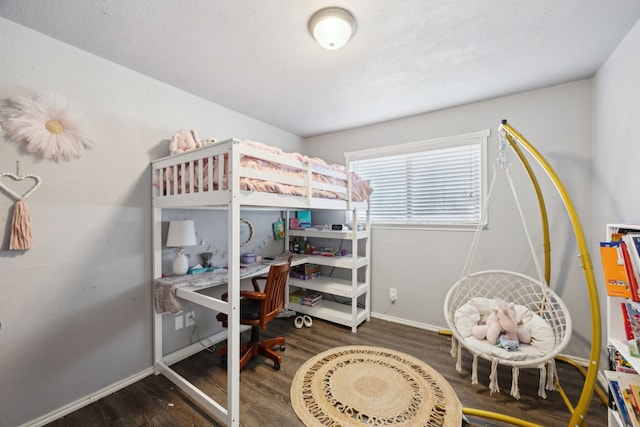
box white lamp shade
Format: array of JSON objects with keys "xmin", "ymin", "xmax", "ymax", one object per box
[
  {"xmin": 166, "ymin": 220, "xmax": 197, "ymax": 247},
  {"xmin": 309, "ymin": 8, "xmax": 356, "ymax": 50}
]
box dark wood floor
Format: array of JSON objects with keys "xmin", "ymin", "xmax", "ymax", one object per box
[{"xmin": 46, "ymin": 317, "xmax": 608, "ymax": 427}]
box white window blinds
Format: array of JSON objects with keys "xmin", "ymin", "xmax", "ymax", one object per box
[{"xmin": 347, "ymin": 129, "xmax": 489, "ymax": 226}]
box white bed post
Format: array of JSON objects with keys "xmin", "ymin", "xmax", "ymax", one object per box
[
  {"xmin": 227, "ymin": 140, "xmax": 241, "ymax": 427},
  {"xmin": 151, "ymin": 167, "xmax": 164, "ymax": 373},
  {"xmin": 345, "ymin": 153, "xmax": 353, "ymax": 212},
  {"xmin": 350, "ymin": 207, "xmax": 358, "ymax": 332}
]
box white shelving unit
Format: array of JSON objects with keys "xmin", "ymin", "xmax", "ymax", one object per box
[
  {"xmin": 605, "ymin": 223, "xmax": 640, "ymax": 427},
  {"xmin": 286, "ymin": 212, "xmax": 371, "ymax": 332}
]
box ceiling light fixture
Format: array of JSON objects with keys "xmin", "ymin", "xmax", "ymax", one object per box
[{"xmin": 309, "ymin": 7, "xmax": 356, "ymax": 50}]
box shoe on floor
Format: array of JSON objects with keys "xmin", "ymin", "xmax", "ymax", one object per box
[{"xmin": 303, "ymin": 315, "xmax": 313, "ymax": 328}]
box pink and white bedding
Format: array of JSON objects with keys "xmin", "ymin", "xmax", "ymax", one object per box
[{"xmin": 155, "ymin": 139, "xmax": 372, "ymax": 202}]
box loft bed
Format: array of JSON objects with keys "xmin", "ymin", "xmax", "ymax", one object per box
[
  {"xmin": 151, "ymin": 138, "xmax": 371, "ymax": 427},
  {"xmin": 152, "ymin": 138, "xmax": 372, "ymax": 210}
]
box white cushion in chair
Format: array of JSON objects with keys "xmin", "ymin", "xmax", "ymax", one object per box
[{"xmin": 453, "ymin": 297, "xmax": 555, "ymax": 362}]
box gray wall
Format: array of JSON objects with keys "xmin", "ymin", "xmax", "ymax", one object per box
[
  {"xmin": 592, "ymin": 18, "xmax": 640, "ymax": 358},
  {"xmin": 0, "ymin": 18, "xmax": 302, "ymax": 427},
  {"xmin": 305, "ymin": 80, "xmax": 595, "ymax": 359}
]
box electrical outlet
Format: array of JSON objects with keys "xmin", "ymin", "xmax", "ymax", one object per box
[
  {"xmin": 185, "ymin": 311, "xmax": 196, "ymax": 327},
  {"xmin": 389, "ymin": 288, "xmax": 397, "ymax": 302},
  {"xmin": 175, "ymin": 315, "xmax": 184, "ymax": 330}
]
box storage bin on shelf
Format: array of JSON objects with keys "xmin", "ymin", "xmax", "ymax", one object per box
[{"xmin": 290, "ymin": 263, "xmax": 321, "ymax": 280}]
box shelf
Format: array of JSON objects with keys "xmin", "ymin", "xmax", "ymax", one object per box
[
  {"xmin": 302, "ymin": 254, "xmax": 368, "ymax": 269},
  {"xmin": 288, "ymin": 299, "xmax": 368, "ymax": 328},
  {"xmin": 609, "ymin": 407, "xmax": 623, "ymax": 427},
  {"xmin": 289, "ymin": 276, "xmax": 368, "ymax": 298},
  {"xmin": 289, "ymin": 228, "xmax": 368, "ymax": 240}
]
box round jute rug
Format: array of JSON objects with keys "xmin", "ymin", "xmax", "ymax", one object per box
[{"xmin": 290, "ymin": 345, "xmax": 462, "ymax": 426}]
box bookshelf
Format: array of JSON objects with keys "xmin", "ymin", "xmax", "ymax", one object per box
[
  {"xmin": 286, "ymin": 209, "xmax": 371, "ymax": 332},
  {"xmin": 606, "ymin": 223, "xmax": 640, "ymax": 426}
]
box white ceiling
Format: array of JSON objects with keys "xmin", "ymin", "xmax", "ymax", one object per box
[{"xmin": 1, "ymin": 1, "xmax": 640, "ymax": 138}]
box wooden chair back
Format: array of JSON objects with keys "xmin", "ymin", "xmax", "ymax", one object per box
[{"xmin": 258, "ymin": 257, "xmax": 292, "ymax": 329}]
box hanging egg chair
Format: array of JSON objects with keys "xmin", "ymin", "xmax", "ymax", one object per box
[{"xmin": 444, "ymin": 121, "xmax": 600, "ymax": 427}]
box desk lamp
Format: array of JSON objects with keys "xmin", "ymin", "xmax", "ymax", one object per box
[{"xmin": 166, "ymin": 220, "xmax": 197, "ymax": 275}]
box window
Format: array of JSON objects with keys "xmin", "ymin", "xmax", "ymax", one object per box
[{"xmin": 346, "ymin": 129, "xmax": 489, "ymax": 227}]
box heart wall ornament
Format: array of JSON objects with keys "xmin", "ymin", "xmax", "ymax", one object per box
[
  {"xmin": 0, "ymin": 173, "xmax": 42, "ymax": 201},
  {"xmin": 0, "ymin": 170, "xmax": 41, "ymax": 250}
]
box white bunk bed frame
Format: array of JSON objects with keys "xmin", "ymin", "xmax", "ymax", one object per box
[{"xmin": 151, "ymin": 138, "xmax": 368, "ymax": 426}]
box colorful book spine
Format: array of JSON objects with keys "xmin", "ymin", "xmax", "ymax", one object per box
[
  {"xmin": 611, "ymin": 379, "xmax": 635, "ymax": 427},
  {"xmin": 630, "ymin": 384, "xmax": 640, "ymax": 423},
  {"xmin": 625, "ymin": 234, "xmax": 640, "ymax": 280},
  {"xmin": 622, "ymin": 303, "xmax": 640, "ymax": 357},
  {"xmin": 622, "ymin": 241, "xmax": 640, "ymax": 302},
  {"xmin": 601, "ymin": 241, "xmax": 632, "ymax": 298}
]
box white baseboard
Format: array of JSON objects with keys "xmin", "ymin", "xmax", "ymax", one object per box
[
  {"xmin": 21, "ymin": 368, "xmax": 154, "ymax": 427},
  {"xmin": 371, "ymin": 311, "xmax": 444, "ymax": 333}
]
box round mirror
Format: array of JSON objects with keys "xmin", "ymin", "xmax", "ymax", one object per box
[{"xmin": 240, "ymin": 218, "xmax": 254, "ymax": 247}]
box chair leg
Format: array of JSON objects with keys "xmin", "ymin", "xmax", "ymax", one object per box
[
  {"xmin": 239, "ymin": 343, "xmax": 258, "ymax": 370},
  {"xmin": 219, "ymin": 329, "xmax": 285, "ymax": 370},
  {"xmin": 258, "ymin": 336, "xmax": 285, "ymax": 369}
]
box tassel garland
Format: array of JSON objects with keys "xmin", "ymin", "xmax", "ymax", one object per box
[
  {"xmin": 471, "ymin": 355, "xmax": 478, "ymax": 384},
  {"xmin": 510, "ymin": 367, "xmax": 520, "ymax": 399},
  {"xmin": 10, "ymin": 198, "xmax": 32, "ymax": 250},
  {"xmin": 538, "ymin": 365, "xmax": 548, "ymax": 399},
  {"xmin": 489, "ymin": 359, "xmax": 500, "ymax": 395}
]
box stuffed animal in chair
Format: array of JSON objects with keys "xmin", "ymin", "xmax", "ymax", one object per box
[
  {"xmin": 169, "ymin": 129, "xmax": 200, "ymax": 155},
  {"xmin": 471, "ymin": 301, "xmax": 531, "ymax": 345},
  {"xmin": 496, "ymin": 333, "xmax": 520, "ymax": 351}
]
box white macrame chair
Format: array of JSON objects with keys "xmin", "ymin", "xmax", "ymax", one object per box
[{"xmin": 443, "ymin": 125, "xmax": 572, "ymax": 400}]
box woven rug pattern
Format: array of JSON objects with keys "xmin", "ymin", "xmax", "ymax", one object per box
[{"xmin": 291, "ymin": 345, "xmax": 462, "ymax": 426}]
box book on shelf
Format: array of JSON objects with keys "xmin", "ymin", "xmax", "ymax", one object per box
[
  {"xmin": 624, "ymin": 301, "xmax": 640, "ymax": 358},
  {"xmin": 611, "ymin": 379, "xmax": 634, "ymax": 427},
  {"xmin": 626, "ymin": 234, "xmax": 640, "ymax": 255},
  {"xmin": 289, "ymin": 289, "xmax": 323, "ymax": 306},
  {"xmin": 625, "ymin": 233, "xmax": 640, "ymax": 280},
  {"xmin": 622, "ymin": 241, "xmax": 640, "ymax": 302},
  {"xmin": 601, "ymin": 241, "xmax": 631, "ymax": 298},
  {"xmin": 610, "ymin": 345, "xmax": 640, "ymax": 374},
  {"xmin": 607, "ymin": 370, "xmax": 640, "ymax": 427},
  {"xmin": 630, "ymin": 384, "xmax": 640, "ymax": 423},
  {"xmin": 614, "ymin": 232, "xmax": 628, "ymax": 242}
]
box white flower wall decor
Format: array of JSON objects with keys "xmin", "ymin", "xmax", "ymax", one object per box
[{"xmin": 0, "ymin": 93, "xmax": 94, "ymax": 161}]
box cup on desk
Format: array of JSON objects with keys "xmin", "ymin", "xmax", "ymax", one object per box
[{"xmin": 241, "ymin": 253, "xmax": 256, "ymax": 264}]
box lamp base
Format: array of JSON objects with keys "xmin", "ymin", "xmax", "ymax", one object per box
[{"xmin": 173, "ymin": 253, "xmax": 189, "ymax": 275}]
